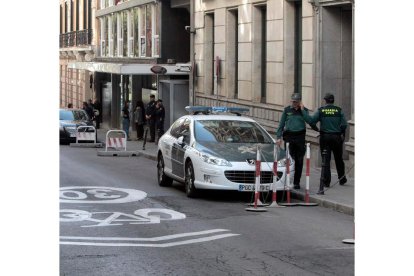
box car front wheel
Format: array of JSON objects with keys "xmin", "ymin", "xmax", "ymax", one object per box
[
  {"xmin": 185, "ymin": 161, "xmax": 198, "ymax": 198},
  {"xmin": 157, "ymin": 153, "xmax": 173, "ymax": 187}
]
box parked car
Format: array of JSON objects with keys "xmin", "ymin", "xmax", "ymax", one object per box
[
  {"xmin": 156, "ymin": 106, "xmax": 294, "ymax": 197},
  {"xmin": 59, "ymin": 108, "xmax": 93, "ymax": 144}
]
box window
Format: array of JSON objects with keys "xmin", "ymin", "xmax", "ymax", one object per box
[
  {"xmin": 127, "ymin": 10, "xmax": 134, "ymax": 57},
  {"xmin": 204, "ymin": 13, "xmax": 214, "ymax": 95},
  {"xmin": 98, "ymin": 3, "xmax": 160, "ymax": 58},
  {"xmin": 145, "ymin": 5, "xmax": 152, "ymax": 57},
  {"xmin": 123, "ymin": 11, "xmax": 128, "ymax": 56},
  {"xmin": 227, "ymin": 8, "xmax": 238, "ymax": 98},
  {"xmin": 170, "ymin": 118, "xmax": 186, "ymax": 138},
  {"xmin": 294, "ymin": 1, "xmax": 302, "ymax": 95},
  {"xmin": 117, "ymin": 13, "xmax": 122, "ymax": 56},
  {"xmin": 76, "ymin": 0, "xmax": 79, "ymax": 31},
  {"xmin": 152, "ymin": 4, "xmax": 160, "ymax": 57},
  {"xmin": 108, "ymin": 15, "xmax": 113, "ymax": 56},
  {"xmin": 140, "ymin": 6, "xmax": 146, "ymax": 57},
  {"xmin": 100, "ymin": 17, "xmax": 107, "ymax": 56},
  {"xmin": 194, "ymin": 120, "xmax": 272, "ymax": 144},
  {"xmin": 252, "ymin": 5, "xmax": 267, "ymax": 102},
  {"xmin": 113, "ymin": 15, "xmax": 118, "ymax": 56}
]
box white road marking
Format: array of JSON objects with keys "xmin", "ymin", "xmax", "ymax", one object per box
[
  {"xmin": 60, "ymin": 229, "xmax": 231, "ymax": 242},
  {"xmin": 60, "ymin": 186, "xmax": 147, "ymax": 203},
  {"xmin": 60, "ymin": 233, "xmax": 240, "ymax": 247},
  {"xmin": 60, "ymin": 208, "xmax": 186, "ymax": 227}
]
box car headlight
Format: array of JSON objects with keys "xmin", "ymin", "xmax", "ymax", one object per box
[
  {"xmin": 277, "ymin": 158, "xmax": 293, "ymax": 167},
  {"xmin": 200, "ymin": 153, "xmax": 232, "ymax": 167}
]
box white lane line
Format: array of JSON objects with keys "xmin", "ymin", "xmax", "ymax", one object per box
[
  {"xmin": 60, "ymin": 229, "xmax": 230, "ymax": 242},
  {"xmin": 60, "ymin": 233, "xmax": 240, "ymax": 247}
]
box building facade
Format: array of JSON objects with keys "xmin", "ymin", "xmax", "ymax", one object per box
[
  {"xmin": 60, "ymin": 0, "xmax": 192, "ymax": 132},
  {"xmin": 59, "ymin": 0, "xmax": 96, "ymax": 109},
  {"xmin": 191, "ymin": 0, "xmax": 354, "ymax": 167}
]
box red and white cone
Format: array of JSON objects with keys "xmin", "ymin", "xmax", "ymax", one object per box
[
  {"xmin": 268, "ymin": 144, "xmax": 285, "ymax": 208},
  {"xmin": 280, "ymin": 143, "xmax": 298, "ymax": 206},
  {"xmin": 299, "ymin": 143, "xmax": 318, "ymax": 206},
  {"xmin": 246, "ymin": 145, "xmax": 267, "ymax": 212}
]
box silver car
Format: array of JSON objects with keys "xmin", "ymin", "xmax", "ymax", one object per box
[{"xmin": 156, "ymin": 108, "xmax": 294, "ymax": 197}]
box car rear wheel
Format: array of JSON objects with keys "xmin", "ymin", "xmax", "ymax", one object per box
[
  {"xmin": 157, "ymin": 153, "xmax": 173, "ymax": 187},
  {"xmin": 185, "ymin": 161, "xmax": 198, "ymax": 198}
]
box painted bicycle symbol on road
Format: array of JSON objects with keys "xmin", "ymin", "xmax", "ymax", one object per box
[{"xmin": 60, "ymin": 208, "xmax": 186, "ymax": 227}]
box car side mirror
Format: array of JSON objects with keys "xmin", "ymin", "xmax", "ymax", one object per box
[
  {"xmin": 177, "ymin": 136, "xmax": 185, "ymax": 146},
  {"xmin": 177, "ymin": 135, "xmax": 188, "ymax": 147}
]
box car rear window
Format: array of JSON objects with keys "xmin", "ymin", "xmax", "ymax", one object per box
[{"xmin": 194, "ymin": 120, "xmax": 273, "ymax": 143}]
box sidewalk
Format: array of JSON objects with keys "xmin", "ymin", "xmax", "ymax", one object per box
[{"xmin": 96, "ymin": 129, "xmax": 354, "ymax": 216}]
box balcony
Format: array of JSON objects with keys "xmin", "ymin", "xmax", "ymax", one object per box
[{"xmin": 60, "ymin": 29, "xmax": 93, "ymax": 48}]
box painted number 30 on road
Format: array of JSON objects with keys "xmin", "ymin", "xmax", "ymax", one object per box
[{"xmin": 60, "ymin": 186, "xmax": 147, "ymax": 204}]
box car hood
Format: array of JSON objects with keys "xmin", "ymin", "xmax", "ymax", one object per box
[{"xmin": 195, "ymin": 142, "xmax": 286, "ymax": 162}]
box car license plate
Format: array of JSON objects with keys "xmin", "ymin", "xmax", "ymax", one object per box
[
  {"xmin": 70, "ymin": 133, "xmax": 76, "ymax": 137},
  {"xmin": 238, "ymin": 184, "xmax": 270, "ymax": 192}
]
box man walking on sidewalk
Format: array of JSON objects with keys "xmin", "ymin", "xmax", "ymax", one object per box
[
  {"xmin": 145, "ymin": 95, "xmax": 157, "ymax": 142},
  {"xmin": 276, "ymin": 93, "xmax": 319, "ymax": 190},
  {"xmin": 302, "ymin": 93, "xmax": 348, "ymax": 195}
]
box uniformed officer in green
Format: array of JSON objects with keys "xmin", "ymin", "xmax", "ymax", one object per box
[
  {"xmin": 302, "ymin": 93, "xmax": 348, "ymax": 194},
  {"xmin": 276, "ymin": 93, "xmax": 318, "ymax": 189}
]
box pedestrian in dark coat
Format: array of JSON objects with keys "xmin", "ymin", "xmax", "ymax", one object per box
[
  {"xmin": 122, "ymin": 101, "xmax": 131, "ymax": 140},
  {"xmin": 145, "ymin": 95, "xmax": 157, "ymax": 142},
  {"xmin": 276, "ymin": 93, "xmax": 319, "ymax": 189},
  {"xmin": 82, "ymin": 101, "xmax": 94, "ymax": 120},
  {"xmin": 93, "ymin": 99, "xmax": 102, "ymax": 129},
  {"xmin": 302, "ymin": 93, "xmax": 348, "ymax": 194},
  {"xmin": 134, "ymin": 100, "xmax": 145, "ymax": 140},
  {"xmin": 155, "ymin": 99, "xmax": 165, "ymax": 143}
]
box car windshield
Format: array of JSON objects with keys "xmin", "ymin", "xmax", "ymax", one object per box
[
  {"xmin": 194, "ymin": 120, "xmax": 273, "ymax": 143},
  {"xmin": 60, "ymin": 110, "xmax": 89, "ymax": 121}
]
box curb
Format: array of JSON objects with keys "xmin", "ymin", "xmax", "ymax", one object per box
[
  {"xmin": 290, "ymin": 190, "xmax": 354, "ymax": 216},
  {"xmin": 70, "ymin": 143, "xmax": 103, "ymax": 148},
  {"xmin": 97, "ymin": 151, "xmax": 140, "ymax": 157}
]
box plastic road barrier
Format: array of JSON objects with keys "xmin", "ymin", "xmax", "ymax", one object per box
[
  {"xmin": 246, "ymin": 145, "xmax": 267, "ymax": 212},
  {"xmin": 298, "ymin": 143, "xmax": 318, "ymax": 207},
  {"xmin": 97, "ymin": 130, "xmax": 138, "ymax": 157},
  {"xmin": 280, "ymin": 143, "xmax": 298, "ymax": 207},
  {"xmin": 268, "ymin": 145, "xmax": 285, "ymax": 208},
  {"xmin": 70, "ymin": 126, "xmax": 102, "ymax": 148}
]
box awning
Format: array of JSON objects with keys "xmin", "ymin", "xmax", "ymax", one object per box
[{"xmin": 67, "ymin": 62, "xmax": 191, "ymax": 75}]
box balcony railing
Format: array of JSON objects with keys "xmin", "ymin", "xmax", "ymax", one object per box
[{"xmin": 60, "ymin": 29, "xmax": 93, "ymax": 48}]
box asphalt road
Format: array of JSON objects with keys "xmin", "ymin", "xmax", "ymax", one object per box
[{"xmin": 60, "ymin": 145, "xmax": 354, "ymax": 276}]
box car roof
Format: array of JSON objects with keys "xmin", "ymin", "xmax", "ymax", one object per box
[
  {"xmin": 185, "ymin": 114, "xmax": 256, "ymax": 122},
  {"xmin": 60, "ymin": 108, "xmax": 85, "ymax": 112}
]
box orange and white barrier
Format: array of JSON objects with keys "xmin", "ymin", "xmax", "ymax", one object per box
[
  {"xmin": 105, "ymin": 130, "xmax": 127, "ymax": 152},
  {"xmin": 107, "ymin": 137, "xmax": 126, "ymax": 149},
  {"xmin": 75, "ymin": 126, "xmax": 96, "ymax": 143}
]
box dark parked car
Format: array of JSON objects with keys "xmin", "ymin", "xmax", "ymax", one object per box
[{"xmin": 59, "ymin": 108, "xmax": 93, "ymax": 144}]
